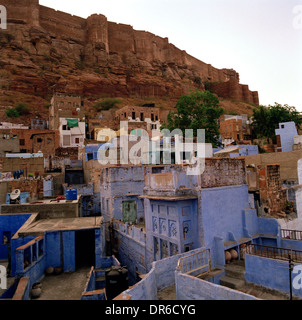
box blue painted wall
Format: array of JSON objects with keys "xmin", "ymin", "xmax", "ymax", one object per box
[
  {"xmin": 0, "ymin": 214, "xmax": 31, "ymax": 260},
  {"xmin": 145, "ymin": 198, "xmax": 200, "ymax": 264},
  {"xmin": 275, "ymin": 121, "xmax": 298, "ymax": 152},
  {"xmin": 201, "ymin": 185, "xmax": 249, "ymax": 265},
  {"xmin": 245, "ymin": 254, "xmax": 302, "ymax": 297},
  {"xmin": 15, "ymin": 237, "xmax": 46, "ymax": 290},
  {"xmin": 63, "ymin": 231, "xmax": 75, "ymax": 272},
  {"xmin": 45, "ymin": 231, "xmax": 61, "ymax": 268},
  {"xmin": 230, "ymin": 145, "xmax": 259, "ymax": 157}
]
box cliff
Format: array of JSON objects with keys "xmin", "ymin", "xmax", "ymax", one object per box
[{"xmin": 0, "ymin": 0, "xmax": 259, "ymax": 119}]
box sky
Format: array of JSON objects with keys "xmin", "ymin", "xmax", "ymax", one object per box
[{"xmin": 40, "ymin": 0, "xmax": 302, "ymax": 111}]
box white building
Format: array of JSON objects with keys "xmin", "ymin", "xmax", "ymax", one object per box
[{"xmin": 59, "ymin": 118, "xmax": 85, "ymax": 148}]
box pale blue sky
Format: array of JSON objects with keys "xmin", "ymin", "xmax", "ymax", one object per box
[{"xmin": 40, "ymin": 0, "xmax": 302, "ymax": 111}]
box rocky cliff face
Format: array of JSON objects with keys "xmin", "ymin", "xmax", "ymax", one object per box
[{"xmin": 0, "ymin": 0, "xmax": 258, "ymax": 113}]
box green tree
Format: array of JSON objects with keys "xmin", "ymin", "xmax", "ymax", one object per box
[
  {"xmin": 162, "ymin": 90, "xmax": 224, "ymax": 147},
  {"xmin": 14, "ymin": 103, "xmax": 30, "ymax": 115},
  {"xmin": 252, "ymin": 103, "xmax": 301, "ymax": 140}
]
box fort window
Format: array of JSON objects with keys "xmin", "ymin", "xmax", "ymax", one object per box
[
  {"xmin": 151, "ymin": 114, "xmax": 154, "ymax": 121},
  {"xmin": 37, "ymin": 138, "xmax": 43, "ymax": 143},
  {"xmin": 140, "ymin": 113, "xmax": 144, "ymax": 121},
  {"xmin": 75, "ymin": 138, "xmax": 80, "ymax": 144},
  {"xmin": 132, "ymin": 112, "xmax": 136, "ymax": 120},
  {"xmin": 20, "ymin": 139, "xmax": 25, "ymax": 146}
]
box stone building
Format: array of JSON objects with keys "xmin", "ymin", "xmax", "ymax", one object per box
[
  {"xmin": 115, "ymin": 104, "xmax": 161, "ymax": 131},
  {"xmin": 30, "ymin": 131, "xmax": 59, "ymax": 158},
  {"xmin": 219, "ymin": 115, "xmax": 247, "ymax": 146},
  {"xmin": 0, "ymin": 133, "xmax": 20, "ymax": 156}
]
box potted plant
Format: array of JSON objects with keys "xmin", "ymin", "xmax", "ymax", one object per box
[{"xmin": 284, "ymin": 200, "xmax": 294, "ymax": 214}]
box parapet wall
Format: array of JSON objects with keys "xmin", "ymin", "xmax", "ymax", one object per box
[
  {"xmin": 208, "ymin": 79, "xmax": 259, "ymax": 105},
  {"xmin": 39, "ymin": 5, "xmax": 86, "ymax": 42}
]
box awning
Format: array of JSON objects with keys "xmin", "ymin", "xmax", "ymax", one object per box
[{"xmin": 66, "ymin": 118, "xmax": 79, "ymax": 128}]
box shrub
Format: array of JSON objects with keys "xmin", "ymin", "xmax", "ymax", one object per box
[
  {"xmin": 93, "ymin": 98, "xmax": 122, "ymax": 111},
  {"xmin": 14, "ymin": 103, "xmax": 30, "ymax": 115},
  {"xmin": 6, "ymin": 108, "xmax": 20, "ymax": 118}
]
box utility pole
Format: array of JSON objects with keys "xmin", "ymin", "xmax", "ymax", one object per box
[{"xmin": 288, "ymin": 253, "xmax": 293, "ymax": 301}]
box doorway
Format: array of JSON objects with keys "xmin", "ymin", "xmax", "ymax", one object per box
[{"xmin": 75, "ymin": 229, "xmax": 95, "ymax": 269}]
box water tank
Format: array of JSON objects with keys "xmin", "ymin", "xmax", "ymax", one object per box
[
  {"xmin": 66, "ymin": 189, "xmax": 77, "ymax": 201},
  {"xmin": 105, "ymin": 266, "xmax": 129, "ymax": 300},
  {"xmin": 43, "ymin": 179, "xmax": 53, "ymax": 197}
]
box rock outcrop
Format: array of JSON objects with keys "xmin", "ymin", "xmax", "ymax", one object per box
[{"xmin": 0, "ymin": 0, "xmax": 259, "ymax": 105}]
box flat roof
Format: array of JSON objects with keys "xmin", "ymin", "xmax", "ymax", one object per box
[
  {"xmin": 139, "ymin": 195, "xmax": 198, "ymax": 201},
  {"xmin": 17, "ymin": 216, "xmax": 103, "ymax": 236}
]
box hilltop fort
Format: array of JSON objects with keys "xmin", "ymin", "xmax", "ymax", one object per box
[{"xmin": 0, "ymin": 0, "xmax": 259, "ymax": 106}]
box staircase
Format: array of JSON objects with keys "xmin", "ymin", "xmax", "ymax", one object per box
[
  {"xmin": 220, "ymin": 260, "xmax": 246, "ymax": 290},
  {"xmin": 220, "ymin": 260, "xmax": 297, "ymax": 300}
]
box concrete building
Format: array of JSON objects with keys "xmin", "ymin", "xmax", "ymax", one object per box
[
  {"xmin": 59, "ymin": 118, "xmax": 85, "ymax": 148},
  {"xmin": 0, "ymin": 212, "xmax": 107, "ymax": 300},
  {"xmin": 275, "ymin": 121, "xmax": 298, "ymax": 153},
  {"xmin": 110, "ymin": 160, "xmax": 302, "ymax": 300},
  {"xmin": 49, "ymin": 94, "xmax": 85, "ymax": 131}
]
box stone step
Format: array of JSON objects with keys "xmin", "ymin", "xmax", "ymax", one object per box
[
  {"xmin": 220, "ymin": 276, "xmax": 245, "ymax": 290},
  {"xmin": 225, "ymin": 263, "xmax": 245, "ymax": 280}
]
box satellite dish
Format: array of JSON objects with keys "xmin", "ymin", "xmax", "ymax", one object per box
[
  {"xmin": 76, "ymin": 108, "xmax": 80, "ymax": 112},
  {"xmin": 10, "ymin": 189, "xmax": 21, "ymax": 200}
]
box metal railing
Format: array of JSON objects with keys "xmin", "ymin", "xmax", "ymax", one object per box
[
  {"xmin": 281, "ymin": 229, "xmax": 302, "ymax": 241},
  {"xmin": 177, "ymin": 249, "xmax": 211, "ymax": 275},
  {"xmin": 245, "ymin": 243, "xmax": 302, "ymax": 263}
]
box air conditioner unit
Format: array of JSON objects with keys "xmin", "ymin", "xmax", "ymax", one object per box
[{"xmin": 10, "ymin": 189, "xmax": 21, "ymax": 204}]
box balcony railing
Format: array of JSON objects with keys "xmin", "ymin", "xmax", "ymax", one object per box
[
  {"xmin": 177, "ymin": 249, "xmax": 211, "ymax": 275},
  {"xmin": 245, "ymin": 244, "xmax": 302, "ymax": 263},
  {"xmin": 281, "ymin": 229, "xmax": 302, "ymax": 241}
]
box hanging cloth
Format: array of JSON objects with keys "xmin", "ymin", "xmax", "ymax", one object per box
[{"xmin": 66, "ymin": 119, "xmax": 79, "ymax": 128}]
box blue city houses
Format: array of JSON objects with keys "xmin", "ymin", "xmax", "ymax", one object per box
[{"xmin": 2, "ymin": 158, "xmax": 302, "ymax": 299}]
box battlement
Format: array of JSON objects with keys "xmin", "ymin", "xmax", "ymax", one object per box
[{"xmin": 2, "ymin": 0, "xmax": 39, "ymax": 26}]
